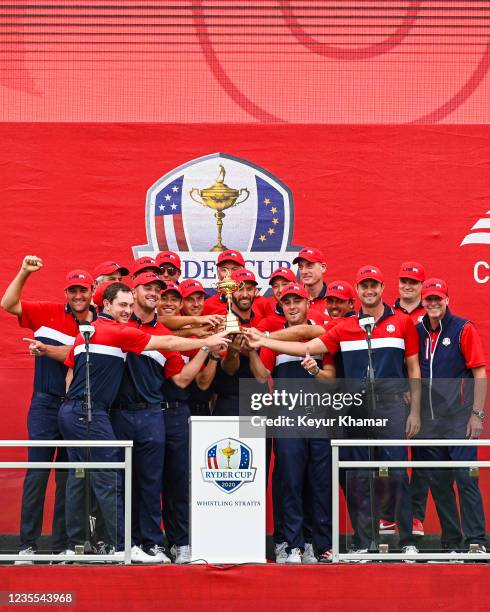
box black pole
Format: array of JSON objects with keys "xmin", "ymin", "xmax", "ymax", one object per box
[
  {"xmin": 365, "ymin": 326, "xmax": 379, "ymax": 552},
  {"xmin": 83, "ymin": 334, "xmax": 93, "ymax": 554}
]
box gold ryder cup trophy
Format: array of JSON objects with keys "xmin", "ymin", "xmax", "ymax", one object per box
[
  {"xmin": 190, "ymin": 165, "xmax": 249, "ymax": 252},
  {"xmin": 221, "ymin": 441, "xmax": 237, "ymax": 469},
  {"xmin": 215, "ymin": 270, "xmax": 243, "ymax": 334}
]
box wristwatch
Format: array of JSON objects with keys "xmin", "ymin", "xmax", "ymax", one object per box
[
  {"xmin": 200, "ymin": 345, "xmax": 210, "ymax": 353},
  {"xmin": 307, "ymin": 366, "xmax": 320, "ymax": 377},
  {"xmin": 208, "ymin": 353, "xmax": 221, "ymax": 362},
  {"xmin": 472, "ymin": 409, "xmax": 485, "ymax": 420}
]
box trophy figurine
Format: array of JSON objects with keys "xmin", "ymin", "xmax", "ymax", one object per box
[
  {"xmin": 215, "ymin": 269, "xmax": 243, "ymax": 334},
  {"xmin": 190, "ymin": 165, "xmax": 249, "ymax": 252},
  {"xmin": 221, "ymin": 440, "xmax": 237, "ymax": 469}
]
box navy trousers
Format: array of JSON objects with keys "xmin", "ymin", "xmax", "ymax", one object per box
[
  {"xmin": 418, "ymin": 408, "xmax": 484, "ymax": 547},
  {"xmin": 274, "ymin": 437, "xmax": 332, "ymax": 553},
  {"xmin": 110, "ymin": 405, "xmax": 165, "ymax": 549},
  {"xmin": 162, "ymin": 404, "xmax": 190, "ymax": 547},
  {"xmin": 348, "ymin": 400, "xmax": 415, "ymax": 549},
  {"xmin": 19, "ymin": 392, "xmax": 68, "ymax": 552},
  {"xmin": 58, "ymin": 400, "xmax": 124, "ymax": 551}
]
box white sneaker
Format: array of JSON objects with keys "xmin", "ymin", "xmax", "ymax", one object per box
[
  {"xmin": 274, "ymin": 541, "xmax": 288, "ymax": 564},
  {"xmin": 170, "ymin": 544, "xmax": 191, "ymax": 564},
  {"xmin": 343, "ymin": 547, "xmax": 369, "ymax": 564},
  {"xmin": 302, "ymin": 543, "xmax": 317, "ymax": 564},
  {"xmin": 402, "ymin": 545, "xmax": 419, "ymax": 563},
  {"xmin": 130, "ymin": 545, "xmax": 158, "ymax": 564},
  {"xmin": 14, "ymin": 547, "xmax": 35, "ymax": 566},
  {"xmin": 285, "ymin": 547, "xmax": 302, "ymax": 564},
  {"xmin": 146, "ymin": 545, "xmax": 171, "ymax": 564}
]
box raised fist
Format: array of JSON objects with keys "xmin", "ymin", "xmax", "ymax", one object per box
[{"xmin": 21, "ymin": 256, "xmax": 43, "ymax": 274}]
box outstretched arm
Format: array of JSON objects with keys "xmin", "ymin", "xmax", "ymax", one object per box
[
  {"xmin": 145, "ymin": 330, "xmax": 230, "ymax": 353},
  {"xmin": 244, "ymin": 328, "xmax": 328, "ymax": 357}
]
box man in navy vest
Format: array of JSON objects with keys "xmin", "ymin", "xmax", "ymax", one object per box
[{"xmin": 416, "ymin": 278, "xmax": 487, "ymax": 553}]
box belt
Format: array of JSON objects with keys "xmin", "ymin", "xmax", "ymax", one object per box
[
  {"xmin": 162, "ymin": 401, "xmax": 187, "ymax": 410},
  {"xmin": 32, "ymin": 391, "xmax": 65, "ymax": 402},
  {"xmin": 190, "ymin": 401, "xmax": 210, "ymax": 411},
  {"xmin": 112, "ymin": 402, "xmax": 162, "ymax": 411},
  {"xmin": 373, "ymin": 393, "xmax": 405, "ymax": 403},
  {"xmin": 64, "ymin": 399, "xmax": 110, "ymax": 411}
]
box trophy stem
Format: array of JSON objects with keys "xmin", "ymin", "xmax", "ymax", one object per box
[{"xmin": 211, "ymin": 211, "xmax": 228, "ymax": 252}]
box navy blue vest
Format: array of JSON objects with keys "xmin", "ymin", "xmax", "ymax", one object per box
[{"xmin": 417, "ymin": 309, "xmax": 473, "ymax": 416}]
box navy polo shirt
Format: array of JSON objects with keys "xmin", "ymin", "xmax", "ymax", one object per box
[
  {"xmin": 19, "ymin": 301, "xmax": 97, "ymax": 397},
  {"xmin": 115, "ymin": 314, "xmax": 185, "ymax": 405},
  {"xmin": 65, "ymin": 314, "xmax": 150, "ymax": 407}
]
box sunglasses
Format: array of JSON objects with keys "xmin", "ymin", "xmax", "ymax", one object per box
[{"xmin": 160, "ymin": 266, "xmax": 179, "ymax": 276}]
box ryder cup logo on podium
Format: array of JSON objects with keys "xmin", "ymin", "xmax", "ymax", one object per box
[
  {"xmin": 132, "ymin": 153, "xmax": 299, "ymax": 290},
  {"xmin": 202, "ymin": 438, "xmax": 256, "ymax": 494}
]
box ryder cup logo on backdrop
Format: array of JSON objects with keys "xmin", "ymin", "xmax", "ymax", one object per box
[
  {"xmin": 132, "ymin": 153, "xmax": 299, "ymax": 289},
  {"xmin": 201, "ymin": 438, "xmax": 256, "ymax": 494}
]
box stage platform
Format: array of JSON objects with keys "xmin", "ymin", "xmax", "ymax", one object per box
[{"xmin": 1, "ymin": 563, "xmax": 489, "ymax": 611}]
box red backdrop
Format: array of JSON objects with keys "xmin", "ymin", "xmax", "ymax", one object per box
[{"xmin": 0, "ymin": 122, "xmax": 489, "ymax": 533}]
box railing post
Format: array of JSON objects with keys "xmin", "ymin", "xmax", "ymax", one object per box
[
  {"xmin": 331, "ymin": 443, "xmax": 340, "ymax": 563},
  {"xmin": 124, "ymin": 445, "xmax": 132, "ymax": 565}
]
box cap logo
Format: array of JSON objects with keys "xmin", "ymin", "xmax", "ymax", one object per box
[
  {"xmin": 404, "ymin": 266, "xmax": 419, "ymax": 272},
  {"xmin": 305, "ymin": 249, "xmax": 313, "ymax": 254}
]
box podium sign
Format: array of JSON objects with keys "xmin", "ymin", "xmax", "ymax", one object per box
[{"xmin": 190, "ymin": 416, "xmax": 266, "ymax": 563}]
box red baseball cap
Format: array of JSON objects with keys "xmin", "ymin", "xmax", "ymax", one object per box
[
  {"xmin": 161, "ymin": 282, "xmax": 182, "ymax": 297},
  {"xmin": 92, "ymin": 280, "xmax": 118, "ymax": 308},
  {"xmin": 230, "ymin": 269, "xmax": 258, "ymax": 286},
  {"xmin": 156, "ymin": 250, "xmax": 181, "ymax": 271},
  {"xmin": 279, "ymin": 282, "xmax": 309, "ymax": 301},
  {"xmin": 217, "ymin": 250, "xmax": 246, "ymax": 267},
  {"xmin": 92, "ymin": 261, "xmax": 129, "ymax": 279},
  {"xmin": 293, "ymin": 247, "xmax": 326, "ymax": 265},
  {"xmin": 327, "ymin": 280, "xmax": 356, "ymax": 301},
  {"xmin": 64, "ymin": 269, "xmax": 94, "ymax": 291},
  {"xmin": 269, "ymin": 267, "xmax": 297, "ymax": 285},
  {"xmin": 422, "ymin": 278, "xmax": 448, "ymax": 299},
  {"xmin": 356, "ymin": 265, "xmax": 384, "ymax": 284},
  {"xmin": 132, "ymin": 272, "xmax": 166, "ymax": 290},
  {"xmin": 180, "ymin": 279, "xmax": 206, "ymax": 298},
  {"xmin": 131, "ymin": 257, "xmax": 160, "ymax": 277},
  {"xmin": 399, "ymin": 261, "xmax": 426, "ymax": 282}
]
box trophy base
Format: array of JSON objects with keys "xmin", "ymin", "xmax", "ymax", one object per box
[
  {"xmin": 224, "ymin": 322, "xmax": 242, "ymax": 334},
  {"xmin": 210, "ymin": 243, "xmax": 228, "ymax": 252}
]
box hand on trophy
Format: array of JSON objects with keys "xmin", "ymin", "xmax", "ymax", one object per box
[
  {"xmin": 197, "ymin": 314, "xmax": 224, "ymax": 328},
  {"xmin": 227, "ymin": 333, "xmax": 245, "ymax": 354},
  {"xmin": 206, "ymin": 330, "xmax": 232, "ymax": 353},
  {"xmin": 243, "ymin": 328, "xmax": 264, "ymax": 349}
]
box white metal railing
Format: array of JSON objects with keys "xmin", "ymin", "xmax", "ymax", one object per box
[
  {"xmin": 0, "ymin": 440, "xmax": 132, "ymax": 565},
  {"xmin": 331, "ymin": 439, "xmax": 490, "ymax": 563}
]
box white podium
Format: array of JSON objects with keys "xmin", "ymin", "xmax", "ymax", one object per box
[{"xmin": 189, "ymin": 416, "xmax": 266, "ymax": 563}]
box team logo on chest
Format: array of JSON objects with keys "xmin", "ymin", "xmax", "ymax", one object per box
[
  {"xmin": 202, "ymin": 438, "xmax": 256, "ymax": 494},
  {"xmin": 386, "ymin": 324, "xmax": 396, "ymax": 333},
  {"xmin": 442, "ymin": 337, "xmax": 451, "ymax": 347}
]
